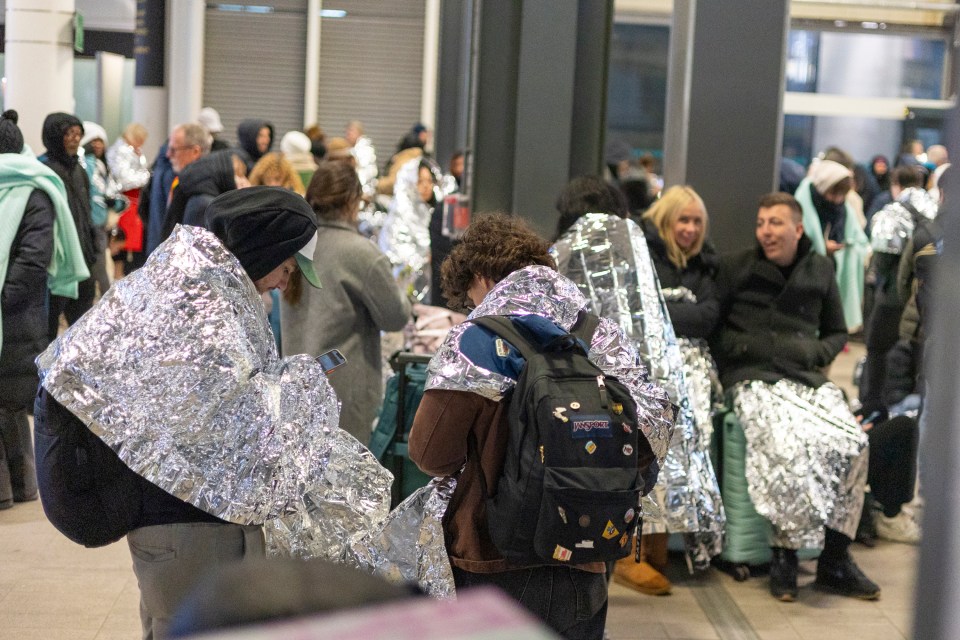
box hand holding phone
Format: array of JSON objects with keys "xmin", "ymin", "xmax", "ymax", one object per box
[{"xmin": 317, "ymin": 349, "xmax": 347, "ymax": 374}]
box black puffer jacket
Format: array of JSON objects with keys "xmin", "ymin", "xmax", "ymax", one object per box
[
  {"xmin": 40, "ymin": 113, "xmax": 96, "ymax": 266},
  {"xmin": 236, "ymin": 119, "xmax": 274, "ymax": 171},
  {"xmin": 711, "ymin": 235, "xmax": 848, "ymax": 389},
  {"xmin": 33, "ymin": 388, "xmax": 223, "ymax": 548},
  {"xmin": 160, "ymin": 151, "xmax": 237, "ymax": 241},
  {"xmin": 0, "ymin": 190, "xmax": 54, "ymax": 410},
  {"xmin": 641, "ymin": 218, "xmax": 720, "ymax": 339}
]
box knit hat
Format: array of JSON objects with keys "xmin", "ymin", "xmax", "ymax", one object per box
[
  {"xmin": 0, "ymin": 110, "xmax": 24, "ymax": 154},
  {"xmin": 809, "ymin": 159, "xmax": 852, "ymax": 194},
  {"xmin": 205, "ymin": 186, "xmax": 321, "ymax": 288},
  {"xmin": 280, "ymin": 130, "xmax": 312, "ymax": 156},
  {"xmin": 80, "ymin": 121, "xmax": 109, "ymax": 148},
  {"xmin": 198, "ymin": 107, "xmax": 224, "ymax": 134}
]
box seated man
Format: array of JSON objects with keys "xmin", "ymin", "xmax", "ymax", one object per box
[
  {"xmin": 408, "ymin": 212, "xmax": 673, "ymax": 639},
  {"xmin": 711, "ymin": 192, "xmax": 879, "ymax": 602}
]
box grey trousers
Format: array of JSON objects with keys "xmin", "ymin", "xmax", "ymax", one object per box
[{"xmin": 127, "ymin": 522, "xmax": 265, "ymax": 640}]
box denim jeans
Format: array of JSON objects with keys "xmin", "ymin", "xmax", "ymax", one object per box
[{"xmin": 452, "ymin": 566, "xmax": 608, "ymax": 640}]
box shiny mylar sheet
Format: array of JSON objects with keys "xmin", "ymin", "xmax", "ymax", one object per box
[
  {"xmin": 346, "ymin": 477, "xmax": 457, "ymax": 600},
  {"xmin": 731, "ymin": 379, "xmax": 868, "ymax": 549},
  {"xmin": 37, "ymin": 224, "xmax": 452, "ymax": 594},
  {"xmin": 425, "ymin": 264, "xmax": 674, "ymax": 465},
  {"xmin": 106, "ymin": 138, "xmax": 151, "ymax": 192},
  {"xmin": 352, "ymin": 135, "xmax": 379, "ymax": 198},
  {"xmin": 554, "ymin": 215, "xmax": 724, "ymax": 569},
  {"xmin": 870, "ymin": 187, "xmax": 938, "ymax": 255}
]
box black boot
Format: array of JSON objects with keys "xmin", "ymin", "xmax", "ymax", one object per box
[
  {"xmin": 855, "ymin": 492, "xmax": 878, "ymax": 548},
  {"xmin": 816, "ymin": 528, "xmax": 881, "ymax": 600},
  {"xmin": 769, "ymin": 547, "xmax": 798, "ymax": 602}
]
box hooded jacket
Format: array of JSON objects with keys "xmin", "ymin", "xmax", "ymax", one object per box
[
  {"xmin": 236, "ymin": 119, "xmax": 274, "ymax": 171},
  {"xmin": 40, "ymin": 113, "xmax": 97, "ymax": 267},
  {"xmin": 160, "ymin": 150, "xmax": 236, "ymax": 241}
]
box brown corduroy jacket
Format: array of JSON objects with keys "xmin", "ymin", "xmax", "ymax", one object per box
[{"xmin": 409, "ymin": 388, "xmax": 604, "ymax": 574}]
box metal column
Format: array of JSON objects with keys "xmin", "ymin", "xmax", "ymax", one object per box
[{"xmin": 663, "ymin": 0, "xmax": 790, "ymax": 252}]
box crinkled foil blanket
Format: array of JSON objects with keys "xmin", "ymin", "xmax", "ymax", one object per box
[
  {"xmin": 554, "ymin": 215, "xmax": 724, "ymax": 570},
  {"xmin": 378, "ymin": 158, "xmax": 457, "ymax": 302},
  {"xmin": 870, "ymin": 187, "xmax": 939, "ymax": 255},
  {"xmin": 425, "ymin": 264, "xmax": 677, "ymax": 551},
  {"xmin": 36, "ymin": 225, "xmax": 454, "ymax": 598},
  {"xmin": 731, "ymin": 379, "xmax": 868, "ymax": 549}
]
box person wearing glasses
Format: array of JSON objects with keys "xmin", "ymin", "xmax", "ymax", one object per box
[{"xmin": 145, "ymin": 123, "xmax": 212, "ymax": 254}]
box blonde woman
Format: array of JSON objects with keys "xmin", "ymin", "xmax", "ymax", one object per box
[
  {"xmin": 249, "ymin": 151, "xmax": 305, "ymax": 196},
  {"xmin": 640, "ymin": 186, "xmax": 719, "ymax": 339}
]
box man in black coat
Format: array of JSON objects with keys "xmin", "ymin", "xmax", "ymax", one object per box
[
  {"xmin": 40, "ymin": 112, "xmax": 97, "ymax": 339},
  {"xmin": 712, "ymin": 192, "xmax": 879, "ymax": 603}
]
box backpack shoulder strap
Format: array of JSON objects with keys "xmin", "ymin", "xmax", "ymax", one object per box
[
  {"xmin": 569, "ymin": 310, "xmax": 600, "ymax": 349},
  {"xmin": 471, "ymin": 315, "xmax": 539, "ymax": 361}
]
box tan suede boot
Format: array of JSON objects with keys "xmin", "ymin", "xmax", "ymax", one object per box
[
  {"xmin": 644, "ymin": 532, "xmax": 670, "ymax": 574},
  {"xmin": 613, "ymin": 534, "xmax": 672, "ymax": 595}
]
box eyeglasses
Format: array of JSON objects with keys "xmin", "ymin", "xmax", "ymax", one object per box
[{"xmin": 168, "ymin": 145, "xmax": 199, "ymax": 154}]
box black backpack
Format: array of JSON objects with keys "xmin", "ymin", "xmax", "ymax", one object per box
[{"xmin": 471, "ymin": 312, "xmax": 655, "ymax": 566}]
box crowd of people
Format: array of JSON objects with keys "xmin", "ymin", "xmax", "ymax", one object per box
[{"xmin": 0, "ymin": 103, "xmax": 944, "ymax": 639}]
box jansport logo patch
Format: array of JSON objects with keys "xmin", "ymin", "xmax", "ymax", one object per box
[{"xmin": 570, "ymin": 415, "xmax": 613, "ymax": 438}]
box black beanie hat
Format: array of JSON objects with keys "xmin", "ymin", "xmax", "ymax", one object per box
[
  {"xmin": 0, "ymin": 110, "xmax": 24, "ymax": 155},
  {"xmin": 206, "ymin": 186, "xmax": 318, "ymax": 282}
]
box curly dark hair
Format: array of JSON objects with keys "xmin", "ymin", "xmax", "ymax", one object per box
[{"xmin": 440, "ymin": 212, "xmax": 555, "ymax": 312}]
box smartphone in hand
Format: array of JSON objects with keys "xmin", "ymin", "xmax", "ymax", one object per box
[{"xmin": 317, "ymin": 349, "xmax": 347, "ymax": 374}]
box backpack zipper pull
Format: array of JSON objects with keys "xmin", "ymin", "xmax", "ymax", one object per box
[
  {"xmin": 597, "ymin": 375, "xmax": 609, "ymax": 408},
  {"xmin": 539, "ymin": 445, "xmax": 545, "ymax": 463}
]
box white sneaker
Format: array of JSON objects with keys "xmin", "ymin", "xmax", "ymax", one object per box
[{"xmin": 875, "ymin": 510, "xmax": 921, "ymax": 544}]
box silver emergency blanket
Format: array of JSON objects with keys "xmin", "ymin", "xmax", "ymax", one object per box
[
  {"xmin": 554, "ymin": 215, "xmax": 724, "ymax": 570},
  {"xmin": 352, "ymin": 135, "xmax": 379, "ymax": 198},
  {"xmin": 346, "ymin": 477, "xmax": 457, "ymax": 600},
  {"xmin": 80, "ymin": 152, "xmax": 123, "ymax": 204},
  {"xmin": 106, "ymin": 138, "xmax": 150, "ymax": 192},
  {"xmin": 426, "ymin": 264, "xmax": 674, "ymax": 464},
  {"xmin": 36, "ymin": 225, "xmax": 452, "ymax": 595},
  {"xmin": 730, "ymin": 379, "xmax": 868, "ymax": 549},
  {"xmin": 357, "ymin": 201, "xmax": 387, "ymax": 243},
  {"xmin": 677, "ymin": 337, "xmax": 722, "ymax": 449},
  {"xmin": 379, "ymin": 158, "xmax": 457, "ymax": 302},
  {"xmin": 379, "ymin": 158, "xmax": 433, "ymax": 302},
  {"xmin": 870, "ymin": 187, "xmax": 938, "ymax": 255},
  {"xmin": 661, "ymin": 286, "xmax": 723, "ymax": 448}
]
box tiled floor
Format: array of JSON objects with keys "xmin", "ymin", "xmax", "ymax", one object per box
[{"xmin": 0, "ymin": 343, "xmax": 920, "ymax": 639}]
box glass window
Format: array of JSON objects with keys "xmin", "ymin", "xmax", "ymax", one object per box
[
  {"xmin": 787, "ymin": 29, "xmax": 947, "ymax": 100},
  {"xmin": 605, "ymin": 23, "xmax": 670, "ymax": 160}
]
